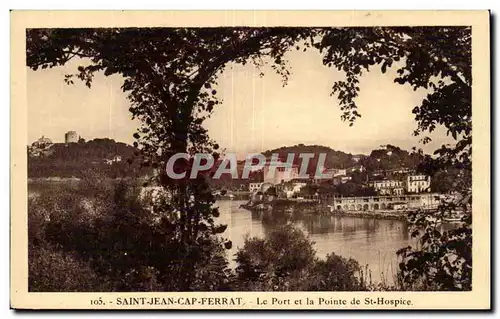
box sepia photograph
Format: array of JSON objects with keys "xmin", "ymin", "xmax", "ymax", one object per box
[{"xmin": 10, "ymin": 10, "xmax": 490, "ymax": 310}]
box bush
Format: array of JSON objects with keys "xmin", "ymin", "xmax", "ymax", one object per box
[
  {"xmin": 234, "ymin": 224, "xmax": 365, "ymax": 291},
  {"xmin": 29, "ymin": 244, "xmax": 109, "ymax": 292},
  {"xmin": 303, "ymin": 253, "xmax": 365, "ymax": 291},
  {"xmin": 28, "ymin": 176, "xmax": 231, "ymax": 292}
]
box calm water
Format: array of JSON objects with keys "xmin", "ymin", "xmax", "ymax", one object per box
[{"xmin": 217, "ymin": 200, "xmax": 416, "ymax": 284}]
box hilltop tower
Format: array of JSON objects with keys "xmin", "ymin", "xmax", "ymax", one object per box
[{"xmin": 65, "ymin": 131, "xmax": 78, "ymax": 143}]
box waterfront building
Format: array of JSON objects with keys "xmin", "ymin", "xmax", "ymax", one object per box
[
  {"xmin": 369, "ymin": 179, "xmax": 405, "ymax": 195},
  {"xmin": 249, "ymin": 182, "xmax": 264, "ymax": 193},
  {"xmin": 313, "ymin": 168, "xmax": 347, "ymax": 184},
  {"xmin": 392, "ymin": 187, "xmax": 405, "ymax": 195},
  {"xmin": 325, "ymin": 193, "xmax": 440, "ymax": 211},
  {"xmin": 277, "ymin": 181, "xmax": 307, "ymax": 198},
  {"xmin": 262, "ymin": 158, "xmax": 300, "ymax": 184},
  {"xmin": 406, "ymin": 174, "xmax": 431, "ymax": 193}
]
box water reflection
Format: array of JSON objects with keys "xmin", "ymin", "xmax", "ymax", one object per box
[
  {"xmin": 217, "ymin": 200, "xmax": 415, "ymax": 284},
  {"xmin": 300, "ymin": 215, "xmax": 381, "ymax": 236}
]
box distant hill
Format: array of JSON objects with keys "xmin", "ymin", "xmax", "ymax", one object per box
[
  {"xmin": 28, "ymin": 138, "xmax": 151, "ymax": 179},
  {"xmin": 361, "ymin": 144, "xmax": 424, "ymax": 172},
  {"xmin": 28, "ymin": 139, "xmax": 425, "ymax": 181},
  {"xmin": 261, "ymin": 144, "xmax": 358, "ymax": 174},
  {"xmin": 261, "ymin": 143, "xmax": 424, "ymax": 175}
]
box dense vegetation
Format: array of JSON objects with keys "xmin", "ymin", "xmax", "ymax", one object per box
[
  {"xmin": 262, "ymin": 144, "xmax": 358, "ymax": 172},
  {"xmin": 261, "ymin": 143, "xmax": 425, "ymax": 175},
  {"xmin": 29, "ymin": 179, "xmax": 368, "ymax": 292},
  {"xmin": 28, "ymin": 138, "xmax": 151, "ymax": 179}
]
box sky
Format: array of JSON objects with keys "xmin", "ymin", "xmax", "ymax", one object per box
[{"xmin": 27, "ymin": 46, "xmax": 455, "ymax": 157}]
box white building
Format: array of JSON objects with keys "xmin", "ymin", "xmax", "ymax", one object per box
[
  {"xmin": 105, "ymin": 155, "xmax": 123, "ymax": 165},
  {"xmin": 280, "ymin": 181, "xmax": 307, "ymax": 198},
  {"xmin": 406, "ymin": 174, "xmax": 431, "ymax": 193},
  {"xmin": 249, "ymin": 182, "xmax": 264, "ymax": 193},
  {"xmin": 322, "ymin": 168, "xmax": 347, "ymax": 177},
  {"xmin": 328, "ymin": 193, "xmax": 440, "ymax": 211},
  {"xmin": 262, "ymin": 158, "xmax": 300, "ymax": 184},
  {"xmin": 313, "ymin": 168, "xmax": 347, "ymax": 184},
  {"xmin": 369, "ymin": 179, "xmax": 405, "ymax": 195}
]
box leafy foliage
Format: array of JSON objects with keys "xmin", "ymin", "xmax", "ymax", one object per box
[
  {"xmin": 314, "ymin": 27, "xmax": 472, "ymax": 291},
  {"xmin": 234, "ymin": 224, "xmax": 365, "ymax": 291},
  {"xmin": 262, "ymin": 144, "xmax": 357, "ymax": 173},
  {"xmin": 29, "ymin": 244, "xmax": 111, "ymax": 292},
  {"xmin": 317, "ymin": 27, "xmax": 471, "ymax": 141},
  {"xmin": 28, "ymin": 178, "xmax": 232, "ymax": 291},
  {"xmin": 396, "ymin": 171, "xmax": 472, "ymax": 291}
]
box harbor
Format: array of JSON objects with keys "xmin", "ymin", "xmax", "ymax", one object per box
[
  {"xmin": 240, "ymin": 193, "xmax": 442, "ymax": 221},
  {"xmin": 219, "ymin": 199, "xmax": 416, "ymax": 285}
]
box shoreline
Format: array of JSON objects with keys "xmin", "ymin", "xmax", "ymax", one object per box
[
  {"xmin": 322, "ymin": 209, "xmax": 408, "ymax": 221},
  {"xmin": 240, "ymin": 201, "xmax": 409, "ymax": 221}
]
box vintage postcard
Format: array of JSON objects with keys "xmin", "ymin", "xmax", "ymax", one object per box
[{"xmin": 11, "ymin": 10, "xmax": 490, "ymax": 310}]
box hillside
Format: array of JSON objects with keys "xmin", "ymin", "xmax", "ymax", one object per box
[
  {"xmin": 261, "ymin": 143, "xmax": 424, "ymax": 174},
  {"xmin": 28, "ymin": 138, "xmax": 151, "ymax": 179},
  {"xmin": 262, "ymin": 144, "xmax": 357, "ymax": 173},
  {"xmin": 28, "ymin": 139, "xmax": 425, "ymax": 181},
  {"xmin": 361, "ymin": 144, "xmax": 424, "ymax": 172}
]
